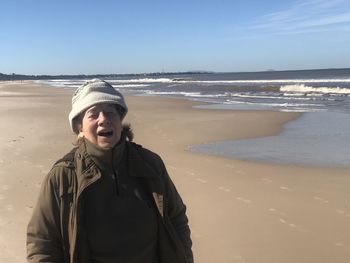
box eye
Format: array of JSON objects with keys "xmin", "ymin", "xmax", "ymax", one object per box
[
  {"xmin": 87, "ymin": 112, "xmax": 99, "ymax": 119},
  {"xmin": 105, "ymin": 111, "xmax": 118, "ymax": 117},
  {"xmin": 105, "ymin": 107, "xmax": 118, "ymax": 115}
]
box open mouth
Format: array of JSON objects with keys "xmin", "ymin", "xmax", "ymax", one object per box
[{"xmin": 97, "ymin": 131, "xmax": 114, "ymax": 137}]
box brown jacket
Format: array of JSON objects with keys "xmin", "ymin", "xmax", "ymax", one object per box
[{"xmin": 27, "ymin": 140, "xmax": 193, "ymax": 263}]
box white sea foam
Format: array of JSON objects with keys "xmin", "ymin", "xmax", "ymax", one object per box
[
  {"xmin": 223, "ymin": 99, "xmax": 323, "ymax": 108},
  {"xmin": 280, "ymin": 108, "xmax": 326, "ymax": 113},
  {"xmin": 39, "ymin": 78, "xmax": 349, "ymax": 113},
  {"xmin": 280, "ymin": 84, "xmax": 350, "ymax": 94},
  {"xmin": 230, "ymin": 93, "xmax": 320, "ymax": 101},
  {"xmin": 109, "ymin": 78, "xmax": 173, "ymax": 83},
  {"xmin": 185, "ymin": 93, "xmax": 229, "ymax": 98},
  {"xmin": 44, "ymin": 77, "xmax": 350, "ymax": 86},
  {"xmin": 231, "ymin": 94, "xmax": 280, "ymax": 99},
  {"xmin": 36, "ymin": 80, "xmax": 84, "ymax": 89},
  {"xmin": 112, "ymin": 84, "xmax": 150, "ymax": 88},
  {"xmin": 40, "ymin": 78, "xmax": 350, "ymax": 93},
  {"xmin": 177, "ymin": 78, "xmax": 350, "ymax": 84},
  {"xmin": 145, "ymin": 91, "xmax": 201, "ymax": 97},
  {"xmin": 306, "ymin": 93, "xmax": 324, "ymax": 97},
  {"xmin": 144, "ymin": 90, "xmax": 230, "ymax": 98},
  {"xmin": 283, "ymin": 92, "xmax": 306, "ymax": 97}
]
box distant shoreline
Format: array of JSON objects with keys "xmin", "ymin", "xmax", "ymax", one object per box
[{"xmin": 1, "ymin": 67, "xmax": 350, "ymax": 81}]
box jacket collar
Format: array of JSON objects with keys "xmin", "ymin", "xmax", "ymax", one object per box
[
  {"xmin": 84, "ymin": 137, "xmax": 125, "ymax": 173},
  {"xmin": 74, "ymin": 140, "xmax": 102, "ymax": 194},
  {"xmin": 74, "ymin": 139, "xmax": 163, "ymax": 206},
  {"xmin": 74, "ymin": 139, "xmax": 159, "ymax": 186}
]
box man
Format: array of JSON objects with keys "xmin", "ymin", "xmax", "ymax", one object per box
[{"xmin": 27, "ymin": 79, "xmax": 193, "ymax": 263}]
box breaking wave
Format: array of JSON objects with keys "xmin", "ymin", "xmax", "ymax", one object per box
[{"xmin": 280, "ymin": 84, "xmax": 350, "ymax": 94}]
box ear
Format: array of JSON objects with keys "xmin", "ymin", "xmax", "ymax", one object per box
[
  {"xmin": 72, "ymin": 114, "xmax": 83, "ymax": 135},
  {"xmin": 78, "ymin": 124, "xmax": 84, "ymax": 138}
]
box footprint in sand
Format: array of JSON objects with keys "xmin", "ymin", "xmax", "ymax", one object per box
[
  {"xmin": 335, "ymin": 242, "xmax": 350, "ymax": 253},
  {"xmin": 335, "ymin": 242, "xmax": 345, "ymax": 247},
  {"xmin": 225, "ymin": 164, "xmax": 235, "ymax": 169},
  {"xmin": 185, "ymin": 171, "xmax": 195, "ymax": 176},
  {"xmin": 1, "ymin": 185, "xmax": 10, "ymax": 191},
  {"xmin": 231, "ymin": 255, "xmax": 245, "ymax": 263},
  {"xmin": 218, "ymin": 186, "xmax": 231, "ymax": 192},
  {"xmin": 261, "ymin": 177, "xmax": 273, "ymax": 183},
  {"xmin": 278, "ymin": 217, "xmax": 307, "ymax": 232},
  {"xmin": 268, "ymin": 208, "xmax": 286, "ymax": 216},
  {"xmin": 336, "ymin": 210, "xmax": 346, "ymax": 215},
  {"xmin": 236, "ymin": 196, "xmax": 252, "ymax": 204},
  {"xmin": 279, "ymin": 218, "xmax": 287, "ymax": 224},
  {"xmin": 280, "ymin": 186, "xmax": 293, "ymax": 192},
  {"xmin": 289, "ymin": 223, "xmax": 297, "ymax": 228},
  {"xmin": 25, "ymin": 205, "xmax": 33, "ymax": 213},
  {"xmin": 0, "ymin": 195, "xmax": 5, "ymax": 200},
  {"xmin": 313, "ymin": 196, "xmax": 329, "ymax": 204},
  {"xmin": 4, "ymin": 204, "xmax": 14, "ymax": 211},
  {"xmin": 196, "ymin": 178, "xmax": 207, "ymax": 184}
]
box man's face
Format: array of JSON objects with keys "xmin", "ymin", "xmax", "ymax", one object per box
[{"xmin": 79, "ymin": 103, "xmax": 122, "ymax": 149}]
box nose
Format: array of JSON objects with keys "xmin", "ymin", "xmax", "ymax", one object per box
[{"xmin": 98, "ymin": 111, "xmax": 110, "ymax": 126}]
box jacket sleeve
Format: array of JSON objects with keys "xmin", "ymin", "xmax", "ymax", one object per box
[
  {"xmin": 161, "ymin": 161, "xmax": 194, "ymax": 263},
  {"xmin": 27, "ymin": 168, "xmax": 64, "ymax": 263}
]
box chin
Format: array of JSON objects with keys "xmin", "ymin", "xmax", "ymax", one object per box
[
  {"xmin": 98, "ymin": 139, "xmax": 117, "ymax": 149},
  {"xmin": 98, "ymin": 143, "xmax": 114, "ymax": 149}
]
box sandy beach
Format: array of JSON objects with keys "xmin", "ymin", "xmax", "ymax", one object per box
[{"xmin": 1, "ymin": 81, "xmax": 350, "ymax": 263}]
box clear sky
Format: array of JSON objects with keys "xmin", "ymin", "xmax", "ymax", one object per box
[{"xmin": 1, "ymin": 0, "xmax": 350, "ymax": 75}]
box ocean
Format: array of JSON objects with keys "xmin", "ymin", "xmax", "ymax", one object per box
[{"xmin": 38, "ymin": 68, "xmax": 350, "ymax": 168}]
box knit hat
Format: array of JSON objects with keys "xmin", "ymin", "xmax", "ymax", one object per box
[{"xmin": 68, "ymin": 79, "xmax": 128, "ymax": 133}]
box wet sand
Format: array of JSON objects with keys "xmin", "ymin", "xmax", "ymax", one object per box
[{"xmin": 0, "ymin": 81, "xmax": 349, "ymax": 263}]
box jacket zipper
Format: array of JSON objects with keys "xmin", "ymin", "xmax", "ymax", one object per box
[
  {"xmin": 113, "ymin": 170, "xmax": 120, "ymax": 196},
  {"xmin": 111, "ymin": 146, "xmax": 121, "ymax": 196}
]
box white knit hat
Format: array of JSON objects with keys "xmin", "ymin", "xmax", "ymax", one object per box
[{"xmin": 68, "ymin": 79, "xmax": 128, "ymax": 133}]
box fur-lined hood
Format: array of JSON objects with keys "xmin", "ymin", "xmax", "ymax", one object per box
[{"xmin": 122, "ymin": 123, "xmax": 133, "ymax": 142}]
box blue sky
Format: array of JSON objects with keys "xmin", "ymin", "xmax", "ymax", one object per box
[{"xmin": 1, "ymin": 0, "xmax": 350, "ymax": 75}]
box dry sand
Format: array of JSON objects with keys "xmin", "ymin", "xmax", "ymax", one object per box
[{"xmin": 0, "ymin": 81, "xmax": 349, "ymax": 263}]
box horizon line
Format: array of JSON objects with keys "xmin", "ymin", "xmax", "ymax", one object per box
[{"xmin": 1, "ymin": 66, "xmax": 350, "ymax": 77}]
